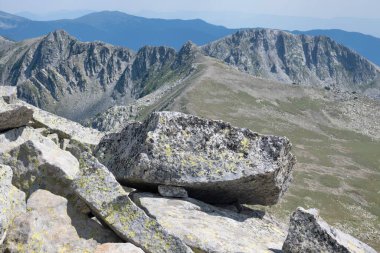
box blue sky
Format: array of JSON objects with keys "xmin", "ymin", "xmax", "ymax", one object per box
[{"xmin": 1, "ymin": 0, "xmax": 380, "ymax": 36}]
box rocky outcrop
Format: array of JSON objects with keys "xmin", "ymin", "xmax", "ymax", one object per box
[
  {"xmin": 132, "ymin": 192, "xmax": 286, "ymax": 252},
  {"xmin": 0, "ymin": 30, "xmax": 196, "ymax": 121},
  {"xmin": 0, "ymin": 86, "xmax": 17, "ymax": 103},
  {"xmin": 0, "ymin": 102, "xmax": 33, "ymax": 132},
  {"xmin": 202, "ymin": 29, "xmax": 379, "ymax": 93},
  {"xmin": 158, "ymin": 185, "xmax": 188, "ymax": 198},
  {"xmin": 282, "ymin": 207, "xmax": 377, "ymax": 253},
  {"xmin": 96, "ymin": 111, "xmax": 296, "ymax": 205},
  {"xmin": 3, "ymin": 189, "xmax": 121, "ymax": 252},
  {"xmin": 73, "ymin": 153, "xmax": 193, "ymax": 253},
  {"xmin": 0, "ymin": 165, "xmax": 26, "ymax": 245}
]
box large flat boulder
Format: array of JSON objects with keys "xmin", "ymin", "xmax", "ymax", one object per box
[
  {"xmin": 132, "ymin": 192, "xmax": 286, "ymax": 252},
  {"xmin": 96, "ymin": 111, "xmax": 296, "ymax": 205},
  {"xmin": 3, "ymin": 189, "xmax": 121, "ymax": 253},
  {"xmin": 0, "ymin": 100, "xmax": 33, "ymax": 132},
  {"xmin": 282, "ymin": 207, "xmax": 377, "ymax": 253},
  {"xmin": 0, "ymin": 165, "xmax": 26, "ymax": 246},
  {"xmin": 73, "ymin": 153, "xmax": 193, "ymax": 253}
]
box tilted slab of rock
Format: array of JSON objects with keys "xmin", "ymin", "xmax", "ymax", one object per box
[
  {"xmin": 0, "ymin": 127, "xmax": 79, "ymax": 196},
  {"xmin": 73, "ymin": 153, "xmax": 193, "ymax": 253},
  {"xmin": 282, "ymin": 207, "xmax": 377, "ymax": 253},
  {"xmin": 132, "ymin": 192, "xmax": 286, "ymax": 252},
  {"xmin": 0, "ymin": 165, "xmax": 26, "ymax": 245},
  {"xmin": 0, "ymin": 100, "xmax": 33, "ymax": 132},
  {"xmin": 96, "ymin": 111, "xmax": 296, "ymax": 205},
  {"xmin": 3, "ymin": 189, "xmax": 121, "ymax": 253},
  {"xmin": 17, "ymin": 100, "xmax": 104, "ymax": 148}
]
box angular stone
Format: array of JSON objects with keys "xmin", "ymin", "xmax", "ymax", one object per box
[
  {"xmin": 95, "ymin": 243, "xmax": 145, "ymax": 253},
  {"xmin": 3, "ymin": 189, "xmax": 121, "ymax": 252},
  {"xmin": 0, "ymin": 86, "xmax": 17, "ymax": 104},
  {"xmin": 132, "ymin": 192, "xmax": 286, "ymax": 252},
  {"xmin": 0, "ymin": 165, "xmax": 26, "ymax": 245},
  {"xmin": 158, "ymin": 185, "xmax": 188, "ymax": 198},
  {"xmin": 96, "ymin": 111, "xmax": 296, "ymax": 205},
  {"xmin": 282, "ymin": 207, "xmax": 377, "ymax": 253},
  {"xmin": 0, "ymin": 101, "xmax": 33, "ymax": 132},
  {"xmin": 0, "ymin": 128, "xmax": 79, "ymax": 196},
  {"xmin": 73, "ymin": 153, "xmax": 193, "ymax": 253}
]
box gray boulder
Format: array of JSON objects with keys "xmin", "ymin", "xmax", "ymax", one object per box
[
  {"xmin": 96, "ymin": 111, "xmax": 296, "ymax": 205},
  {"xmin": 0, "ymin": 86, "xmax": 17, "ymax": 104},
  {"xmin": 0, "ymin": 100, "xmax": 33, "ymax": 132},
  {"xmin": 132, "ymin": 192, "xmax": 286, "ymax": 252},
  {"xmin": 73, "ymin": 153, "xmax": 193, "ymax": 253},
  {"xmin": 0, "ymin": 165, "xmax": 26, "ymax": 245},
  {"xmin": 3, "ymin": 189, "xmax": 121, "ymax": 253},
  {"xmin": 158, "ymin": 185, "xmax": 188, "ymax": 198},
  {"xmin": 282, "ymin": 207, "xmax": 377, "ymax": 253}
]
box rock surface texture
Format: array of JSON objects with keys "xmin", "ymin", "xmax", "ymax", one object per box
[
  {"xmin": 96, "ymin": 111, "xmax": 296, "ymax": 205},
  {"xmin": 282, "ymin": 207, "xmax": 377, "ymax": 253},
  {"xmin": 132, "ymin": 192, "xmax": 286, "ymax": 252},
  {"xmin": 158, "ymin": 185, "xmax": 188, "ymax": 198},
  {"xmin": 0, "ymin": 100, "xmax": 33, "ymax": 132},
  {"xmin": 73, "ymin": 153, "xmax": 193, "ymax": 253}
]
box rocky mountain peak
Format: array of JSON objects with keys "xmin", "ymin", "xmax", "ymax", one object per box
[{"xmin": 202, "ymin": 28, "xmax": 379, "ymax": 93}]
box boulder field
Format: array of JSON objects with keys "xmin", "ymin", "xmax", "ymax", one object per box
[{"xmin": 0, "ymin": 86, "xmax": 376, "ymax": 252}]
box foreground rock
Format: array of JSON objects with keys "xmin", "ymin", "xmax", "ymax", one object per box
[
  {"xmin": 0, "ymin": 100, "xmax": 33, "ymax": 132},
  {"xmin": 132, "ymin": 192, "xmax": 286, "ymax": 252},
  {"xmin": 95, "ymin": 243, "xmax": 145, "ymax": 253},
  {"xmin": 0, "ymin": 165, "xmax": 26, "ymax": 245},
  {"xmin": 73, "ymin": 153, "xmax": 192, "ymax": 253},
  {"xmin": 3, "ymin": 189, "xmax": 121, "ymax": 252},
  {"xmin": 96, "ymin": 111, "xmax": 296, "ymax": 205},
  {"xmin": 282, "ymin": 207, "xmax": 377, "ymax": 253},
  {"xmin": 0, "ymin": 128, "xmax": 79, "ymax": 196}
]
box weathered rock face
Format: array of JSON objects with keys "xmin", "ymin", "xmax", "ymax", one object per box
[
  {"xmin": 0, "ymin": 100, "xmax": 33, "ymax": 132},
  {"xmin": 0, "ymin": 127, "xmax": 79, "ymax": 197},
  {"xmin": 132, "ymin": 192, "xmax": 286, "ymax": 252},
  {"xmin": 203, "ymin": 29, "xmax": 380, "ymax": 94},
  {"xmin": 0, "ymin": 30, "xmax": 195, "ymax": 121},
  {"xmin": 95, "ymin": 243, "xmax": 145, "ymax": 253},
  {"xmin": 0, "ymin": 86, "xmax": 17, "ymax": 104},
  {"xmin": 96, "ymin": 111, "xmax": 296, "ymax": 205},
  {"xmin": 3, "ymin": 189, "xmax": 121, "ymax": 253},
  {"xmin": 0, "ymin": 164, "xmax": 26, "ymax": 245},
  {"xmin": 73, "ymin": 153, "xmax": 192, "ymax": 253},
  {"xmin": 282, "ymin": 207, "xmax": 377, "ymax": 253}
]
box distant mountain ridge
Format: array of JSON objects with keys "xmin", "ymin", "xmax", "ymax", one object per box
[{"xmin": 0, "ymin": 10, "xmax": 236, "ymax": 50}]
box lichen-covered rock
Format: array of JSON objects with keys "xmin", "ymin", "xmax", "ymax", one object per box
[
  {"xmin": 132, "ymin": 192, "xmax": 286, "ymax": 252},
  {"xmin": 0, "ymin": 100, "xmax": 33, "ymax": 132},
  {"xmin": 96, "ymin": 111, "xmax": 296, "ymax": 205},
  {"xmin": 95, "ymin": 243, "xmax": 145, "ymax": 253},
  {"xmin": 3, "ymin": 189, "xmax": 121, "ymax": 253},
  {"xmin": 282, "ymin": 207, "xmax": 377, "ymax": 253},
  {"xmin": 0, "ymin": 165, "xmax": 26, "ymax": 245},
  {"xmin": 158, "ymin": 185, "xmax": 188, "ymax": 198},
  {"xmin": 0, "ymin": 128, "xmax": 79, "ymax": 196},
  {"xmin": 73, "ymin": 153, "xmax": 193, "ymax": 253}
]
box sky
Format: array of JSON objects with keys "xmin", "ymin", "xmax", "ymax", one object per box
[{"xmin": 1, "ymin": 0, "xmax": 380, "ymax": 36}]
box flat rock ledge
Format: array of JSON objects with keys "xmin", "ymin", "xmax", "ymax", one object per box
[
  {"xmin": 282, "ymin": 207, "xmax": 377, "ymax": 253},
  {"xmin": 96, "ymin": 111, "xmax": 296, "ymax": 205}
]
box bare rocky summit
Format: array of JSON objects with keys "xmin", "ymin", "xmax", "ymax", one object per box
[{"xmin": 202, "ymin": 29, "xmax": 380, "ymax": 95}]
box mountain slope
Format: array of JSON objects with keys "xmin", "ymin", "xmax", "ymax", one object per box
[
  {"xmin": 293, "ymin": 29, "xmax": 380, "ymax": 66},
  {"xmin": 202, "ymin": 29, "xmax": 380, "ymax": 96},
  {"xmin": 0, "ymin": 10, "xmax": 236, "ymax": 50},
  {"xmin": 91, "ymin": 54, "xmax": 380, "ymax": 250},
  {"xmin": 0, "ymin": 30, "xmax": 196, "ymax": 121}
]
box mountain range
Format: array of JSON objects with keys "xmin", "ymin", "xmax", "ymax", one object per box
[{"xmin": 1, "ymin": 10, "xmax": 380, "ymax": 66}]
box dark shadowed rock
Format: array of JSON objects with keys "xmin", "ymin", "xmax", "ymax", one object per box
[
  {"xmin": 158, "ymin": 185, "xmax": 188, "ymax": 198},
  {"xmin": 282, "ymin": 207, "xmax": 377, "ymax": 253},
  {"xmin": 96, "ymin": 111, "xmax": 296, "ymax": 205},
  {"xmin": 0, "ymin": 101, "xmax": 33, "ymax": 132},
  {"xmin": 73, "ymin": 153, "xmax": 193, "ymax": 253}
]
